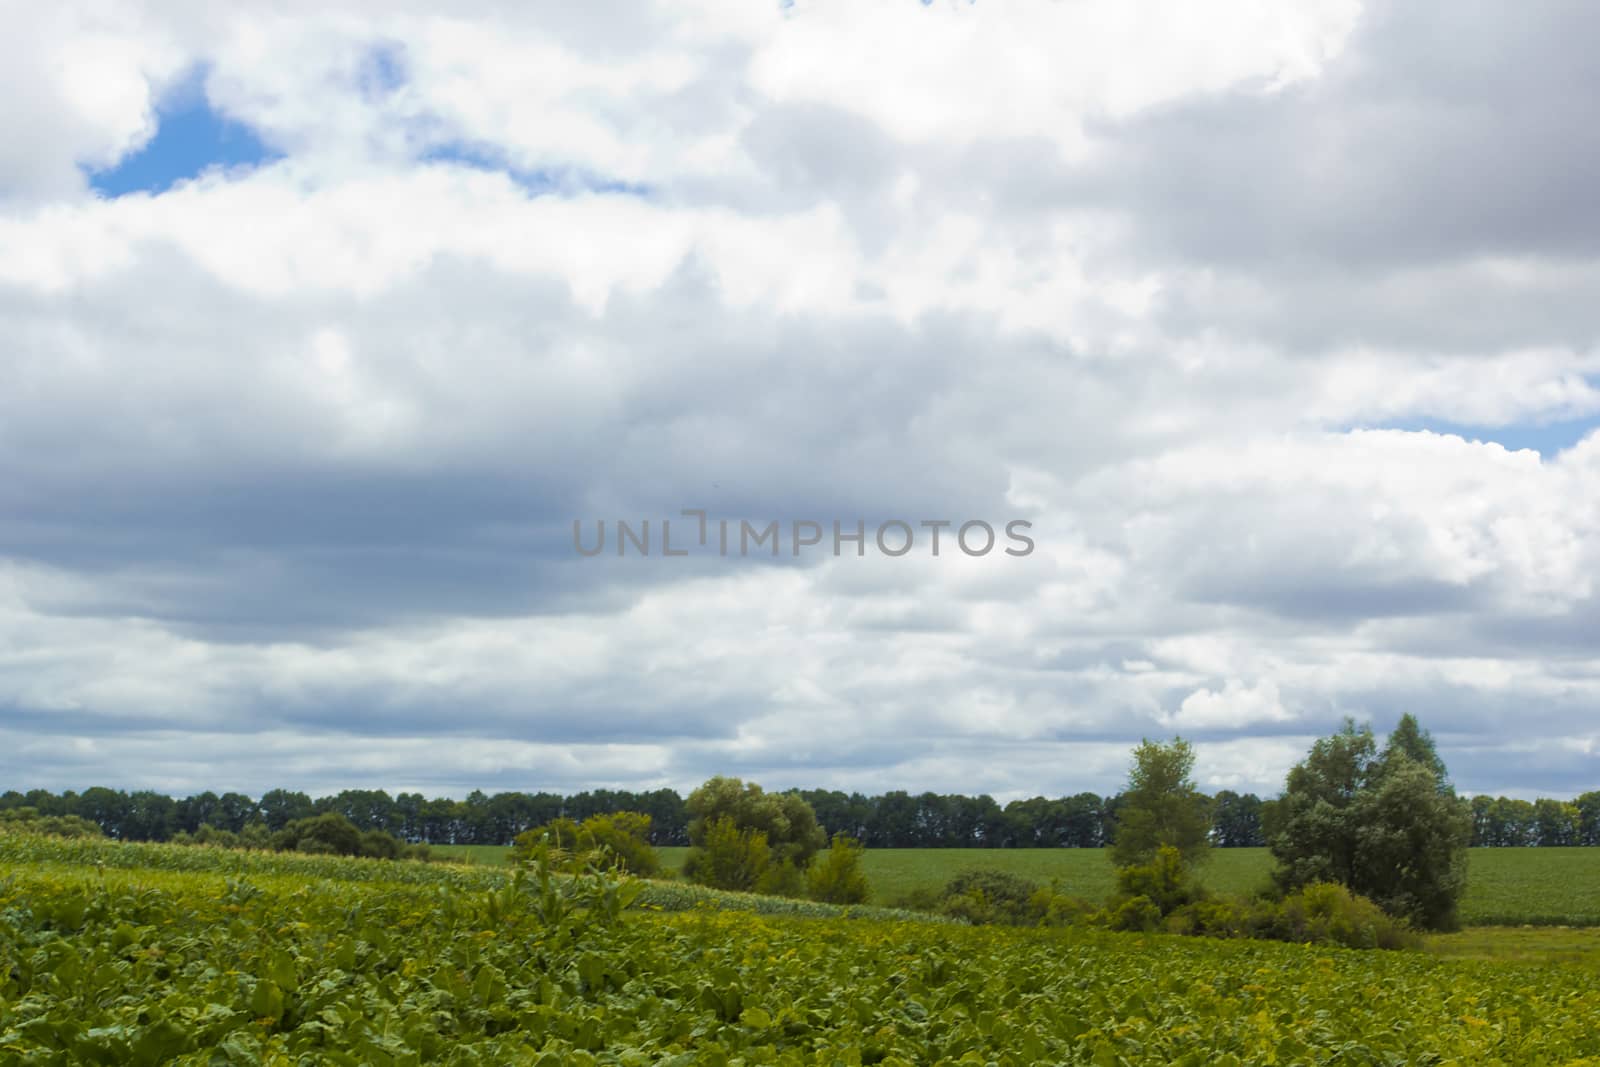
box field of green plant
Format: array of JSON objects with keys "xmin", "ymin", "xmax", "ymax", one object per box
[
  {"xmin": 438, "ymin": 844, "xmax": 1600, "ymax": 926},
  {"xmin": 7, "ymin": 834, "xmax": 1600, "ymax": 1064}
]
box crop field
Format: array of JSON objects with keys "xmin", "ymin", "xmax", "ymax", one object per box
[
  {"xmin": 7, "ymin": 835, "xmax": 1600, "ymax": 1064},
  {"xmin": 438, "ymin": 844, "xmax": 1600, "ymax": 926},
  {"xmin": 6, "ymin": 834, "xmax": 1600, "ymax": 1064}
]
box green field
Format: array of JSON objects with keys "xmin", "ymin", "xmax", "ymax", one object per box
[
  {"xmin": 437, "ymin": 844, "xmax": 1600, "ymax": 926},
  {"xmin": 6, "ymin": 834, "xmax": 1600, "ymax": 1063}
]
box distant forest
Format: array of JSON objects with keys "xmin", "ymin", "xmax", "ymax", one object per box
[{"xmin": 6, "ymin": 785, "xmax": 1598, "ymax": 849}]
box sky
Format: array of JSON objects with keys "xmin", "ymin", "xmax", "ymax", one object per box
[{"xmin": 2, "ymin": 0, "xmax": 1599, "ymax": 804}]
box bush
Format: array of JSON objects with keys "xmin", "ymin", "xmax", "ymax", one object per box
[
  {"xmin": 1162, "ymin": 883, "xmax": 1418, "ymax": 950},
  {"xmin": 360, "ymin": 829, "xmax": 402, "ymax": 860},
  {"xmin": 239, "ymin": 822, "xmax": 273, "ymax": 849},
  {"xmin": 0, "ymin": 808, "xmax": 104, "ymax": 839},
  {"xmin": 583, "ymin": 812, "xmax": 661, "ymax": 877},
  {"xmin": 938, "ymin": 868, "xmax": 1043, "ymax": 926},
  {"xmin": 682, "ymin": 816, "xmax": 772, "ymax": 892},
  {"xmin": 1270, "ymin": 882, "xmax": 1419, "ymax": 950},
  {"xmin": 756, "ymin": 858, "xmax": 806, "ymax": 898},
  {"xmin": 512, "ymin": 812, "xmax": 661, "ymax": 877},
  {"xmin": 1031, "ymin": 885, "xmax": 1099, "ymax": 927},
  {"xmin": 268, "ymin": 813, "xmax": 411, "ymax": 859},
  {"xmin": 806, "ymin": 834, "xmax": 870, "ymax": 905},
  {"xmin": 1113, "ymin": 846, "xmax": 1208, "ymax": 915},
  {"xmin": 184, "ymin": 824, "xmax": 241, "ymax": 849},
  {"xmin": 1107, "ymin": 894, "xmax": 1162, "ymax": 932}
]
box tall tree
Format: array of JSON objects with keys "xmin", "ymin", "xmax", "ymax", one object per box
[
  {"xmin": 1377, "ymin": 713, "xmax": 1450, "ymax": 789},
  {"xmin": 1270, "ymin": 717, "xmax": 1471, "ymax": 930},
  {"xmin": 1211, "ymin": 790, "xmax": 1265, "ymax": 847},
  {"xmin": 1110, "ymin": 738, "xmax": 1212, "ymax": 868},
  {"xmin": 1577, "ymin": 791, "xmax": 1600, "ymax": 847}
]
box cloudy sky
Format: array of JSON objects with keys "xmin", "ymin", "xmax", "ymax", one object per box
[{"xmin": 3, "ymin": 0, "xmax": 1598, "ymax": 803}]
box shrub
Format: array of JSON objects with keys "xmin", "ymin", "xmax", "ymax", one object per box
[
  {"xmin": 583, "ymin": 812, "xmax": 661, "ymax": 877},
  {"xmin": 806, "ymin": 835, "xmax": 870, "ymax": 905},
  {"xmin": 360, "ymin": 829, "xmax": 402, "ymax": 860},
  {"xmin": 1113, "ymin": 845, "xmax": 1208, "ymax": 915},
  {"xmin": 756, "ymin": 858, "xmax": 806, "ymax": 898},
  {"xmin": 512, "ymin": 812, "xmax": 662, "ymax": 877},
  {"xmin": 1272, "ymin": 882, "xmax": 1419, "ymax": 950},
  {"xmin": 682, "ymin": 816, "xmax": 771, "ymax": 892},
  {"xmin": 1031, "ymin": 885, "xmax": 1099, "ymax": 927},
  {"xmin": 1167, "ymin": 883, "xmax": 1418, "ymax": 950},
  {"xmin": 1107, "ymin": 894, "xmax": 1161, "ymax": 932},
  {"xmin": 938, "ymin": 868, "xmax": 1043, "ymax": 926},
  {"xmin": 239, "ymin": 822, "xmax": 273, "ymax": 849},
  {"xmin": 0, "ymin": 808, "xmax": 105, "ymax": 839},
  {"xmin": 187, "ymin": 824, "xmax": 241, "ymax": 849},
  {"xmin": 268, "ymin": 813, "xmax": 410, "ymax": 859}
]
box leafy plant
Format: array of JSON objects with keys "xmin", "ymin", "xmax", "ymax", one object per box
[{"xmin": 806, "ymin": 833, "xmax": 870, "ymax": 904}]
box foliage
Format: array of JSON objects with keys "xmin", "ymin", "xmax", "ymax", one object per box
[
  {"xmin": 267, "ymin": 812, "xmax": 421, "ymax": 861},
  {"xmin": 1350, "ymin": 756, "xmax": 1472, "ymax": 930},
  {"xmin": 8, "ymin": 835, "xmax": 1600, "ymax": 1063},
  {"xmin": 512, "ymin": 811, "xmax": 662, "ymax": 877},
  {"xmin": 1113, "ymin": 845, "xmax": 1208, "ymax": 916},
  {"xmin": 16, "ymin": 778, "xmax": 1600, "ymax": 851},
  {"xmin": 806, "ymin": 834, "xmax": 871, "ymax": 905},
  {"xmin": 1110, "ymin": 737, "xmax": 1212, "ymax": 868},
  {"xmin": 684, "ymin": 776, "xmax": 827, "ymax": 869},
  {"xmin": 682, "ymin": 815, "xmax": 774, "ymax": 893},
  {"xmin": 1270, "ymin": 717, "xmax": 1472, "ymax": 929},
  {"xmin": 1210, "ymin": 790, "xmax": 1266, "ymax": 847},
  {"xmin": 0, "ymin": 807, "xmax": 105, "ymax": 839},
  {"xmin": 755, "ymin": 858, "xmax": 807, "ymax": 898},
  {"xmin": 1267, "ymin": 882, "xmax": 1419, "ymax": 950},
  {"xmin": 937, "ymin": 868, "xmax": 1045, "ymax": 926},
  {"xmin": 462, "ymin": 840, "xmax": 1600, "ymax": 928}
]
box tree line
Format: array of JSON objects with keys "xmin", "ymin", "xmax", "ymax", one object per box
[
  {"xmin": 4, "ymin": 780, "xmax": 1595, "ymax": 849},
  {"xmin": 655, "ymin": 714, "xmax": 1475, "ymax": 935}
]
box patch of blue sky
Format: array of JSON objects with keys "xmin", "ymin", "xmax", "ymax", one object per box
[
  {"xmin": 359, "ymin": 42, "xmax": 407, "ymax": 98},
  {"xmin": 1351, "ymin": 415, "xmax": 1600, "ymax": 457},
  {"xmin": 421, "ymin": 141, "xmax": 652, "ymax": 198},
  {"xmin": 86, "ymin": 67, "xmax": 278, "ymax": 197}
]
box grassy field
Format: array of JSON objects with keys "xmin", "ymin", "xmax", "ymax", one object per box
[
  {"xmin": 8, "ymin": 834, "xmax": 1600, "ymax": 1063},
  {"xmin": 436, "ymin": 844, "xmax": 1600, "ymax": 926}
]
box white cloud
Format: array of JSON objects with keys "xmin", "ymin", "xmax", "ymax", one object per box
[
  {"xmin": 1169, "ymin": 678, "xmax": 1293, "ymax": 730},
  {"xmin": 2, "ymin": 0, "xmax": 1600, "ymax": 800}
]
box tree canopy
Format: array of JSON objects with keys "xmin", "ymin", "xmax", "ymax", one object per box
[
  {"xmin": 1109, "ymin": 737, "xmax": 1212, "ymax": 868},
  {"xmin": 684, "ymin": 776, "xmax": 827, "ymax": 868},
  {"xmin": 1268, "ymin": 717, "xmax": 1471, "ymax": 930}
]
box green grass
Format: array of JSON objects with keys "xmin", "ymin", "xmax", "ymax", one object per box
[
  {"xmin": 843, "ymin": 848, "xmax": 1273, "ymax": 905},
  {"xmin": 1450, "ymin": 847, "xmax": 1600, "ymax": 926},
  {"xmin": 429, "ymin": 843, "xmax": 515, "ymax": 865},
  {"xmin": 430, "ymin": 843, "xmax": 1600, "ymax": 925},
  {"xmin": 1426, "ymin": 926, "xmax": 1600, "ymax": 970}
]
